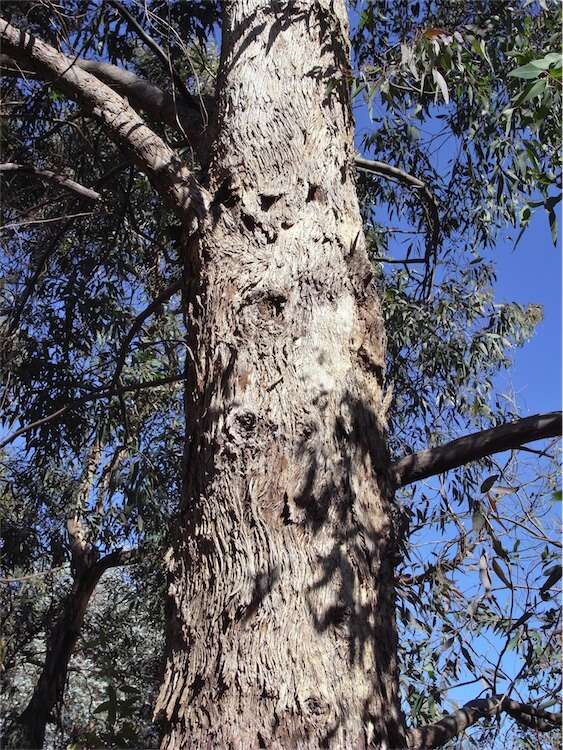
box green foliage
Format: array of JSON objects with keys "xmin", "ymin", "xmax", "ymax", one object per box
[{"xmin": 352, "ymin": 0, "xmax": 561, "ymax": 251}]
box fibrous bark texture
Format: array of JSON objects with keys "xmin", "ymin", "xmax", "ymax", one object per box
[{"xmin": 156, "ymin": 2, "xmax": 404, "ymax": 748}]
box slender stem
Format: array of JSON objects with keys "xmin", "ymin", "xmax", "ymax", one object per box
[
  {"xmin": 0, "ymin": 163, "xmax": 100, "ymax": 201},
  {"xmin": 0, "ymin": 375, "xmax": 185, "ymax": 450}
]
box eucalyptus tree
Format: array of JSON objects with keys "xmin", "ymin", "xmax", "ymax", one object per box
[{"xmin": 0, "ymin": 1, "xmax": 561, "ymax": 749}]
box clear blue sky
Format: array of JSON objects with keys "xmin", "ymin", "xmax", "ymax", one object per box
[{"xmin": 493, "ymin": 210, "xmax": 562, "ymax": 417}]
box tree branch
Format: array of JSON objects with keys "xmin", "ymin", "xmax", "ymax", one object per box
[
  {"xmin": 0, "ymin": 18, "xmax": 209, "ymax": 219},
  {"xmin": 0, "ymin": 162, "xmax": 101, "ymax": 201},
  {"xmin": 0, "ymin": 374, "xmax": 185, "ymax": 450},
  {"xmin": 108, "ymin": 0, "xmax": 194, "ymax": 108},
  {"xmin": 355, "ymin": 156, "xmax": 428, "ymax": 190},
  {"xmin": 111, "ymin": 279, "xmax": 183, "ymax": 392},
  {"xmin": 390, "ymin": 411, "xmax": 562, "ymax": 488},
  {"xmin": 355, "ymin": 155, "xmax": 440, "ymax": 298},
  {"xmin": 7, "ymin": 543, "xmax": 137, "ymax": 748},
  {"xmin": 407, "ymin": 695, "xmax": 562, "ymax": 748},
  {"xmin": 96, "ymin": 546, "xmax": 138, "ymax": 572},
  {"xmin": 0, "ymin": 52, "xmax": 209, "ymax": 153}
]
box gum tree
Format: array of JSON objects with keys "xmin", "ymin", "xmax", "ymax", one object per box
[{"xmin": 0, "ymin": 1, "xmax": 560, "ymax": 748}]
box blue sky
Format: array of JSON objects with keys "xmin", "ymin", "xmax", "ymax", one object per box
[
  {"xmin": 493, "ymin": 210, "xmax": 561, "ymax": 417},
  {"xmin": 348, "ymin": 2, "xmax": 562, "ymax": 422}
]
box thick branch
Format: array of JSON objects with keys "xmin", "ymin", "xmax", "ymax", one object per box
[
  {"xmin": 0, "ymin": 163, "xmax": 100, "ymax": 201},
  {"xmin": 8, "ymin": 545, "xmax": 136, "ymax": 749},
  {"xmin": 96, "ymin": 546, "xmax": 138, "ymax": 571},
  {"xmin": 407, "ymin": 695, "xmax": 562, "ymax": 749},
  {"xmin": 0, "ymin": 52, "xmax": 209, "ymax": 153},
  {"xmin": 0, "ymin": 19, "xmax": 209, "ymax": 219},
  {"xmin": 390, "ymin": 411, "xmax": 562, "ymax": 488}
]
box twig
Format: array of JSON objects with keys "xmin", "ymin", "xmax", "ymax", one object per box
[
  {"xmin": 0, "ymin": 163, "xmax": 100, "ymax": 201},
  {"xmin": 355, "ymin": 155, "xmax": 440, "ymax": 299},
  {"xmin": 108, "ymin": 0, "xmax": 194, "ymax": 108}
]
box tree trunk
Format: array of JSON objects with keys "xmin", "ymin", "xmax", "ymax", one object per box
[
  {"xmin": 6, "ymin": 567, "xmax": 102, "ymax": 749},
  {"xmin": 156, "ymin": 3, "xmax": 405, "ymax": 747}
]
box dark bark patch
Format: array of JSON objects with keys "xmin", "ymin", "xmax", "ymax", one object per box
[
  {"xmin": 305, "ymin": 696, "xmax": 330, "ymax": 717},
  {"xmin": 211, "ymin": 175, "xmax": 240, "ymax": 213},
  {"xmin": 306, "ymin": 183, "xmax": 327, "ymax": 203},
  {"xmin": 248, "ymin": 290, "xmax": 287, "ymax": 321},
  {"xmin": 221, "ymin": 610, "xmax": 231, "ymax": 635},
  {"xmin": 237, "ymin": 568, "xmax": 279, "ymax": 623},
  {"xmin": 267, "ymin": 292, "xmax": 286, "ymax": 317},
  {"xmin": 323, "ymin": 603, "xmax": 350, "ymax": 628},
  {"xmin": 241, "ymin": 210, "xmax": 257, "ymax": 233},
  {"xmin": 189, "ymin": 673, "xmax": 205, "ymax": 703},
  {"xmin": 281, "ymin": 493, "xmax": 294, "ymax": 525},
  {"xmin": 357, "ymin": 345, "xmax": 384, "ymax": 385},
  {"xmin": 259, "ymin": 192, "xmax": 281, "ymax": 211},
  {"xmin": 235, "ymin": 409, "xmax": 257, "ymax": 432},
  {"xmin": 320, "ymin": 720, "xmax": 341, "ymax": 748},
  {"xmin": 241, "ymin": 209, "xmax": 277, "ymax": 243}
]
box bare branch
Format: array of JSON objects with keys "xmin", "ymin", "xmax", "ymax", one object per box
[
  {"xmin": 407, "ymin": 695, "xmax": 562, "ymax": 748},
  {"xmin": 0, "ymin": 549, "xmax": 136, "ymax": 585},
  {"xmin": 96, "ymin": 546, "xmax": 139, "ymax": 572},
  {"xmin": 0, "ymin": 52, "xmax": 208, "ymax": 152},
  {"xmin": 0, "ymin": 566, "xmax": 67, "ymax": 584},
  {"xmin": 355, "ymin": 156, "xmax": 429, "ymax": 190},
  {"xmin": 390, "ymin": 412, "xmax": 562, "ymax": 488},
  {"xmin": 355, "ymin": 155, "xmax": 440, "ymax": 297},
  {"xmin": 108, "ymin": 0, "xmax": 193, "ymax": 107},
  {"xmin": 1, "ymin": 211, "xmax": 93, "ymax": 231},
  {"xmin": 0, "ymin": 18, "xmax": 209, "ymax": 219},
  {"xmin": 0, "ymin": 163, "xmax": 101, "ymax": 201}
]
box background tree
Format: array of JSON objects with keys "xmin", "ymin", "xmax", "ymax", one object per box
[{"xmin": 0, "ymin": 1, "xmax": 560, "ymax": 749}]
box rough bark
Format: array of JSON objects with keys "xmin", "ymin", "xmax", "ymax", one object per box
[{"xmin": 155, "ymin": 3, "xmax": 404, "ymax": 748}]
